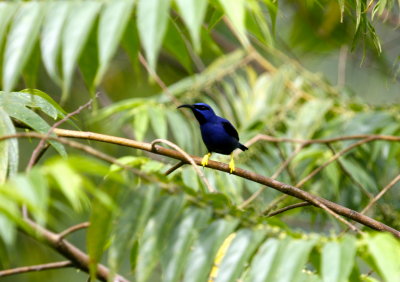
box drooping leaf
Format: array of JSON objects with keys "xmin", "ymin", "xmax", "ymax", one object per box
[
  {"xmin": 41, "ymin": 2, "xmax": 70, "ymax": 85},
  {"xmin": 183, "ymin": 218, "xmax": 239, "ymax": 282},
  {"xmin": 149, "ymin": 106, "xmax": 167, "ymax": 139},
  {"xmin": 109, "ymin": 185, "xmax": 157, "ymax": 274},
  {"xmin": 0, "ymin": 109, "xmax": 17, "ymax": 183},
  {"xmin": 0, "ymin": 99, "xmax": 66, "ymax": 156},
  {"xmin": 137, "ymin": 0, "xmax": 171, "ymax": 72},
  {"xmin": 0, "ymin": 3, "xmax": 18, "ymax": 51},
  {"xmin": 162, "ymin": 207, "xmax": 211, "ymax": 282},
  {"xmin": 321, "ymin": 236, "xmax": 357, "ymax": 282},
  {"xmin": 366, "ymin": 233, "xmax": 400, "ymax": 282},
  {"xmin": 218, "ymin": 0, "xmax": 249, "ymax": 46},
  {"xmin": 136, "ymin": 195, "xmax": 185, "ymax": 282},
  {"xmin": 61, "ymin": 1, "xmax": 101, "ymax": 102},
  {"xmin": 215, "ymin": 228, "xmax": 267, "ymax": 282},
  {"xmin": 133, "ymin": 106, "xmax": 149, "ymax": 141},
  {"xmin": 245, "ymin": 237, "xmax": 316, "ymax": 282},
  {"xmin": 3, "ymin": 2, "xmax": 44, "ymax": 91},
  {"xmin": 45, "ymin": 159, "xmax": 86, "ymax": 211},
  {"xmin": 175, "ymin": 0, "xmax": 208, "ymax": 52},
  {"xmin": 96, "ymin": 0, "xmax": 135, "ymax": 85}
]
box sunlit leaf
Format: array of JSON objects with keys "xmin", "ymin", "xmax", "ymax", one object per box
[
  {"xmin": 162, "ymin": 207, "xmax": 211, "ymax": 282},
  {"xmin": 321, "ymin": 236, "xmax": 356, "ymax": 282},
  {"xmin": 183, "ymin": 218, "xmax": 239, "ymax": 282},
  {"xmin": 41, "ymin": 2, "xmax": 70, "ymax": 85},
  {"xmin": 136, "ymin": 195, "xmax": 185, "ymax": 282},
  {"xmin": 3, "ymin": 2, "xmax": 44, "ymax": 91},
  {"xmin": 175, "ymin": 0, "xmax": 207, "ymax": 52},
  {"xmin": 96, "ymin": 0, "xmax": 134, "ymax": 85},
  {"xmin": 215, "ymin": 228, "xmax": 267, "ymax": 282},
  {"xmin": 366, "ymin": 233, "xmax": 400, "ymax": 281},
  {"xmin": 62, "ymin": 1, "xmax": 101, "ymax": 101},
  {"xmin": 137, "ymin": 0, "xmax": 171, "ymax": 72},
  {"xmin": 218, "ymin": 0, "xmax": 249, "ymax": 46}
]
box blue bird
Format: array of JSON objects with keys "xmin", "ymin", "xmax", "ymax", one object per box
[{"xmin": 178, "ymin": 103, "xmax": 248, "ymax": 173}]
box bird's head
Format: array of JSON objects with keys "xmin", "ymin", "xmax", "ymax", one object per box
[{"xmin": 177, "ymin": 103, "xmax": 216, "ymax": 124}]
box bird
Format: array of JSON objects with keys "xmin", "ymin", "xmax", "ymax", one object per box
[{"xmin": 177, "ymin": 103, "xmax": 248, "ymax": 173}]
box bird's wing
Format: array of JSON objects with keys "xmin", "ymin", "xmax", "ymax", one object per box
[{"xmin": 222, "ymin": 120, "xmax": 239, "ymax": 140}]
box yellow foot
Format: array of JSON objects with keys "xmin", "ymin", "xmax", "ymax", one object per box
[
  {"xmin": 201, "ymin": 152, "xmax": 211, "ymax": 167},
  {"xmin": 229, "ymin": 153, "xmax": 235, "ymax": 173}
]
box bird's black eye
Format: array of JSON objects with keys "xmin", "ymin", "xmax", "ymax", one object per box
[{"xmin": 196, "ymin": 105, "xmax": 208, "ymax": 110}]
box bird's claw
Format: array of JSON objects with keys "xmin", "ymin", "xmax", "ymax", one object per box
[
  {"xmin": 229, "ymin": 157, "xmax": 235, "ymax": 174},
  {"xmin": 201, "ymin": 153, "xmax": 211, "ymax": 167}
]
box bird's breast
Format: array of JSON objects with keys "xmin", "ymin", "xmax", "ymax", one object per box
[{"xmin": 200, "ymin": 123, "xmax": 239, "ymax": 155}]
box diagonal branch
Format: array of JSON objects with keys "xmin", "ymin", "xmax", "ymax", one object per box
[
  {"xmin": 2, "ymin": 129, "xmax": 398, "ymax": 237},
  {"xmin": 0, "ymin": 261, "xmax": 73, "ymax": 278}
]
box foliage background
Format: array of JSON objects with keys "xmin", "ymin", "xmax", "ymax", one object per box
[{"xmin": 0, "ymin": 0, "xmax": 399, "ymax": 281}]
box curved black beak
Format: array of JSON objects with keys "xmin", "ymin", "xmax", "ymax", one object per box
[{"xmin": 177, "ymin": 104, "xmax": 194, "ymax": 109}]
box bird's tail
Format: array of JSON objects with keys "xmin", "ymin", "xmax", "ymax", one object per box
[{"xmin": 239, "ymin": 143, "xmax": 248, "ymax": 151}]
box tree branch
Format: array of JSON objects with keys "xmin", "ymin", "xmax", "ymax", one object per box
[
  {"xmin": 267, "ymin": 202, "xmax": 311, "ymax": 217},
  {"xmin": 24, "ymin": 219, "xmax": 129, "ymax": 282},
  {"xmin": 58, "ymin": 222, "xmax": 90, "ymax": 240},
  {"xmin": 0, "ymin": 261, "xmax": 73, "ymax": 278},
  {"xmin": 3, "ymin": 129, "xmax": 397, "ymax": 237}
]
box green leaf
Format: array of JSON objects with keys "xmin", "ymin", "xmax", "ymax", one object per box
[
  {"xmin": 62, "ymin": 1, "xmax": 101, "ymax": 102},
  {"xmin": 218, "ymin": 0, "xmax": 249, "ymax": 46},
  {"xmin": 162, "ymin": 207, "xmax": 211, "ymax": 282},
  {"xmin": 95, "ymin": 0, "xmax": 134, "ymax": 85},
  {"xmin": 45, "ymin": 159, "xmax": 86, "ymax": 211},
  {"xmin": 136, "ymin": 195, "xmax": 185, "ymax": 282},
  {"xmin": 3, "ymin": 2, "xmax": 44, "ymax": 91},
  {"xmin": 0, "ymin": 196, "xmax": 17, "ymax": 245},
  {"xmin": 290, "ymin": 99, "xmax": 332, "ymax": 139},
  {"xmin": 121, "ymin": 14, "xmax": 140, "ymax": 71},
  {"xmin": 215, "ymin": 228, "xmax": 267, "ymax": 282},
  {"xmin": 133, "ymin": 107, "xmax": 149, "ymax": 141},
  {"xmin": 366, "ymin": 233, "xmax": 400, "ymax": 282},
  {"xmin": 183, "ymin": 218, "xmax": 239, "ymax": 282},
  {"xmin": 246, "ymin": 238, "xmax": 316, "ymax": 282},
  {"xmin": 149, "ymin": 106, "xmax": 167, "ymax": 139},
  {"xmin": 137, "ymin": 0, "xmax": 171, "ymax": 72},
  {"xmin": 11, "ymin": 170, "xmax": 48, "ymax": 225},
  {"xmin": 0, "ymin": 109, "xmax": 17, "ymax": 184},
  {"xmin": 163, "ymin": 19, "xmax": 192, "ymax": 72},
  {"xmin": 166, "ymin": 110, "xmax": 191, "ymax": 151},
  {"xmin": 321, "ymin": 236, "xmax": 357, "ymax": 282},
  {"xmin": 41, "ymin": 2, "xmax": 70, "ymax": 85},
  {"xmin": 78, "ymin": 23, "xmax": 99, "ymax": 94},
  {"xmin": 175, "ymin": 0, "xmax": 207, "ymax": 52},
  {"xmin": 0, "ymin": 3, "xmax": 18, "ymax": 50},
  {"xmin": 0, "ymin": 99, "xmax": 66, "ymax": 156},
  {"xmin": 87, "ymin": 182, "xmax": 118, "ymax": 280},
  {"xmin": 109, "ymin": 185, "xmax": 157, "ymax": 274},
  {"xmin": 20, "ymin": 89, "xmax": 67, "ymax": 117}
]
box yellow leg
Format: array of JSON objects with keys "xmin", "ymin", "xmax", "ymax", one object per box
[
  {"xmin": 229, "ymin": 153, "xmax": 235, "ymax": 173},
  {"xmin": 201, "ymin": 152, "xmax": 212, "ymax": 167}
]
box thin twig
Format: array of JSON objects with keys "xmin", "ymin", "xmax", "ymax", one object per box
[
  {"xmin": 0, "ymin": 261, "xmax": 73, "ymax": 277},
  {"xmin": 245, "ymin": 133, "xmax": 400, "ymax": 148},
  {"xmin": 295, "ymin": 137, "xmax": 375, "ymax": 188},
  {"xmin": 27, "ymin": 94, "xmax": 98, "ymax": 171},
  {"xmin": 151, "ymin": 139, "xmax": 216, "ymax": 193},
  {"xmin": 361, "ymin": 174, "xmax": 400, "ymax": 215},
  {"xmin": 2, "ymin": 129, "xmax": 397, "ymax": 236},
  {"xmin": 326, "ymin": 143, "xmax": 374, "ymax": 199},
  {"xmin": 138, "ymin": 52, "xmax": 181, "ymax": 107},
  {"xmin": 165, "ymin": 161, "xmax": 185, "ymax": 175},
  {"xmin": 267, "ymin": 202, "xmax": 311, "ymax": 217},
  {"xmin": 58, "ymin": 222, "xmax": 90, "ymax": 240}
]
